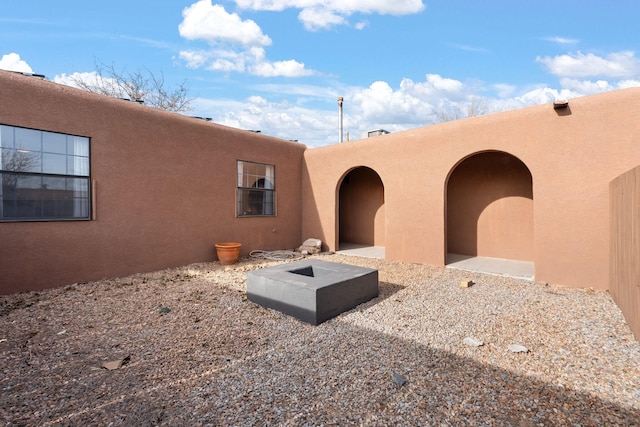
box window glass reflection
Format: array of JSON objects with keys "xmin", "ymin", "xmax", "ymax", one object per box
[
  {"xmin": 68, "ymin": 177, "xmax": 88, "ymax": 197},
  {"xmin": 0, "ymin": 125, "xmax": 14, "ymax": 149},
  {"xmin": 43, "ymin": 132, "xmax": 67, "ymax": 154},
  {"xmin": 43, "ymin": 176, "xmax": 66, "ymax": 191},
  {"xmin": 43, "ymin": 153, "xmax": 67, "ymax": 175},
  {"xmin": 15, "ymin": 128, "xmax": 41, "ymax": 151},
  {"xmin": 0, "ymin": 125, "xmax": 91, "ymax": 221},
  {"xmin": 67, "ymin": 156, "xmax": 89, "ymax": 176},
  {"xmin": 68, "ymin": 136, "xmax": 89, "ymax": 157}
]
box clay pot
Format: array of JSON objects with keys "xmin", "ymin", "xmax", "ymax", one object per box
[{"xmin": 215, "ymin": 242, "xmax": 241, "ymax": 265}]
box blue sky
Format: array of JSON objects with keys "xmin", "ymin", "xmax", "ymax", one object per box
[{"xmin": 2, "ymin": 1, "xmax": 640, "ymax": 147}]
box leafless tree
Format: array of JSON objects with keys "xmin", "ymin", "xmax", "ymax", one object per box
[
  {"xmin": 2, "ymin": 149, "xmax": 38, "ymax": 173},
  {"xmin": 1, "ymin": 149, "xmax": 39, "ymax": 193},
  {"xmin": 69, "ymin": 61, "xmax": 193, "ymax": 113},
  {"xmin": 435, "ymin": 96, "xmax": 488, "ymax": 123}
]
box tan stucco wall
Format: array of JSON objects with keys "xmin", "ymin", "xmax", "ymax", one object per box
[
  {"xmin": 0, "ymin": 71, "xmax": 305, "ymax": 294},
  {"xmin": 302, "ymin": 88, "xmax": 640, "ymax": 289},
  {"xmin": 3, "ymin": 69, "xmax": 640, "ymax": 294}
]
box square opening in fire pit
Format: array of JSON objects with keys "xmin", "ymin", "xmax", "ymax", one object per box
[{"xmin": 289, "ymin": 266, "xmax": 315, "ymax": 277}]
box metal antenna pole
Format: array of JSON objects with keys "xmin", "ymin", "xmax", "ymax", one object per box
[{"xmin": 338, "ymin": 97, "xmax": 344, "ymax": 143}]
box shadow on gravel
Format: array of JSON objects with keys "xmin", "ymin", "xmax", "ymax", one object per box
[
  {"xmin": 364, "ymin": 280, "xmax": 406, "ymax": 305},
  {"xmin": 182, "ymin": 322, "xmax": 640, "ymax": 426},
  {"xmin": 2, "ymin": 276, "xmax": 638, "ymax": 426}
]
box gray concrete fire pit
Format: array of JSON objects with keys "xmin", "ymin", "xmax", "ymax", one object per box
[{"xmin": 247, "ymin": 259, "xmax": 378, "ymax": 325}]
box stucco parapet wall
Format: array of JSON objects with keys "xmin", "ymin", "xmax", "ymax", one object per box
[
  {"xmin": 0, "ymin": 70, "xmax": 306, "ymax": 150},
  {"xmin": 0, "ymin": 69, "xmax": 307, "ymax": 294},
  {"xmin": 305, "ymin": 87, "xmax": 640, "ymax": 156},
  {"xmin": 301, "ymin": 87, "xmax": 640, "ymax": 290}
]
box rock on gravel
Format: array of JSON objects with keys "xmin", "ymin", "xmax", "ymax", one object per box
[
  {"xmin": 508, "ymin": 344, "xmax": 530, "ymax": 353},
  {"xmin": 464, "ymin": 337, "xmax": 484, "ymax": 347}
]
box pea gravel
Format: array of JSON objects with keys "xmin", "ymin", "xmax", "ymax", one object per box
[{"xmin": 1, "ymin": 253, "xmax": 639, "ymax": 426}]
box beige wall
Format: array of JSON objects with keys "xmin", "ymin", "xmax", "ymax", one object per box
[
  {"xmin": 610, "ymin": 166, "xmax": 640, "ymax": 341},
  {"xmin": 0, "ymin": 71, "xmax": 305, "ymax": 294},
  {"xmin": 302, "ymin": 88, "xmax": 640, "ymax": 289},
  {"xmin": 3, "ymin": 69, "xmax": 640, "ymax": 297}
]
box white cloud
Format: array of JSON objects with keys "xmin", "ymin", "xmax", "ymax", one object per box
[
  {"xmin": 179, "ymin": 50, "xmax": 210, "ymax": 69},
  {"xmin": 193, "ymin": 74, "xmax": 465, "ymax": 146},
  {"xmin": 211, "ymin": 48, "xmax": 251, "ymax": 72},
  {"xmin": 449, "ymin": 43, "xmax": 487, "ymax": 53},
  {"xmin": 617, "ymin": 79, "xmax": 640, "ymax": 89},
  {"xmin": 180, "ymin": 48, "xmax": 253, "ymax": 73},
  {"xmin": 558, "ymin": 77, "xmax": 640, "ymax": 95},
  {"xmin": 53, "ymin": 71, "xmax": 132, "ymax": 98},
  {"xmin": 181, "ymin": 43, "xmax": 640, "ymax": 147},
  {"xmin": 209, "ymin": 57, "xmax": 247, "ymax": 73},
  {"xmin": 234, "ymin": 0, "xmax": 425, "ymax": 30},
  {"xmin": 180, "ymin": 45, "xmax": 315, "ymax": 76},
  {"xmin": 194, "ymin": 95, "xmax": 336, "ymax": 145},
  {"xmin": 352, "ymin": 80, "xmax": 432, "ymax": 125},
  {"xmin": 187, "ymin": 48, "xmax": 640, "ymax": 148},
  {"xmin": 188, "ymin": 73, "xmax": 518, "ymax": 147},
  {"xmin": 298, "ymin": 7, "xmax": 346, "ymax": 31},
  {"xmin": 247, "ymin": 95, "xmax": 268, "ymax": 106},
  {"xmin": 0, "ymin": 53, "xmax": 33, "ymax": 73},
  {"xmin": 179, "ymin": 1, "xmax": 271, "ymax": 46},
  {"xmin": 543, "ymin": 36, "xmax": 579, "ymax": 45},
  {"xmin": 179, "ymin": 1, "xmax": 316, "ymax": 77},
  {"xmin": 354, "ymin": 21, "xmax": 369, "ymax": 30},
  {"xmin": 494, "ymin": 83, "xmax": 516, "ymax": 98},
  {"xmin": 559, "ymin": 78, "xmax": 614, "ymax": 95},
  {"xmin": 537, "ymin": 51, "xmax": 640, "ymax": 79},
  {"xmin": 234, "ymin": 0, "xmax": 424, "ymax": 14},
  {"xmin": 251, "ymin": 59, "xmax": 314, "ymax": 77},
  {"xmin": 54, "ymin": 71, "xmax": 101, "ymax": 87},
  {"xmin": 490, "ymin": 86, "xmax": 576, "ymax": 113},
  {"xmin": 425, "ymin": 73, "xmax": 463, "ymax": 93}
]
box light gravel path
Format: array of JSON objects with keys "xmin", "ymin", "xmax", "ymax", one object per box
[{"xmin": 1, "ymin": 254, "xmax": 639, "ymax": 426}]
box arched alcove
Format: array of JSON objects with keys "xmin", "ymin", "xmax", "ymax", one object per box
[
  {"xmin": 338, "ymin": 167, "xmax": 385, "ymax": 250},
  {"xmin": 446, "ymin": 151, "xmax": 534, "ymax": 263}
]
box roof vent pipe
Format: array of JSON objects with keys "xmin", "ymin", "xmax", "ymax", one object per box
[{"xmin": 338, "ymin": 97, "xmax": 344, "ymax": 143}]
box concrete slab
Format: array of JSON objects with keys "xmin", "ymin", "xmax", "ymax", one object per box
[
  {"xmin": 446, "ymin": 253, "xmax": 534, "ymax": 280},
  {"xmin": 337, "ymin": 243, "xmax": 385, "ymax": 259},
  {"xmin": 247, "ymin": 259, "xmax": 379, "ymax": 325}
]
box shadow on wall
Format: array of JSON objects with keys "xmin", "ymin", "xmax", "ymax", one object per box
[
  {"xmin": 338, "ymin": 167, "xmax": 385, "ymax": 248},
  {"xmin": 446, "ymin": 151, "xmax": 534, "ymax": 262}
]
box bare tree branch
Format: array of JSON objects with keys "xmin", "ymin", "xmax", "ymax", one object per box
[
  {"xmin": 69, "ymin": 61, "xmax": 193, "ymax": 113},
  {"xmin": 434, "ymin": 96, "xmax": 488, "ymax": 123},
  {"xmin": 1, "ymin": 150, "xmax": 40, "ymax": 192}
]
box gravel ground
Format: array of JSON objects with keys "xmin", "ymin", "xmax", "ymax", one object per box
[{"xmin": 1, "ymin": 253, "xmax": 639, "ymax": 426}]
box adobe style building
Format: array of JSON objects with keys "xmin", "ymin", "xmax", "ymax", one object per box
[{"xmin": 1, "ymin": 70, "xmax": 639, "ymax": 339}]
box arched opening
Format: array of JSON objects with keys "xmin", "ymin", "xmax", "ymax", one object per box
[
  {"xmin": 338, "ymin": 167, "xmax": 385, "ymax": 257},
  {"xmin": 446, "ymin": 151, "xmax": 534, "ymax": 277}
]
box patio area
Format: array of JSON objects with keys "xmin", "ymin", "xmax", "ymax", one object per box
[
  {"xmin": 446, "ymin": 253, "xmax": 535, "ymax": 280},
  {"xmin": 338, "ymin": 244, "xmax": 534, "ymax": 280}
]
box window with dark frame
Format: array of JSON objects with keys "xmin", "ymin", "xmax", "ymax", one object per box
[
  {"xmin": 0, "ymin": 124, "xmax": 91, "ymax": 221},
  {"xmin": 237, "ymin": 160, "xmax": 275, "ymax": 217}
]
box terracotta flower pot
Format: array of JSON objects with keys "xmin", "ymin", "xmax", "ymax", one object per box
[{"xmin": 215, "ymin": 242, "xmax": 241, "ymax": 265}]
